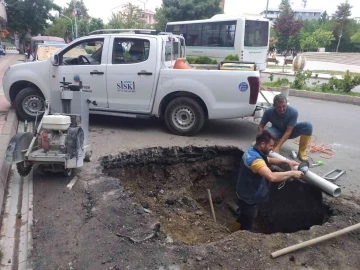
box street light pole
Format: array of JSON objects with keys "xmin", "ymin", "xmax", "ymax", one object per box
[
  {"xmin": 60, "ymin": 14, "xmax": 74, "ymax": 40},
  {"xmin": 265, "ymin": 0, "xmax": 270, "ymax": 18},
  {"xmin": 137, "ymin": 0, "xmax": 149, "ymax": 11},
  {"xmin": 73, "ymin": 3, "xmax": 78, "ymax": 39}
]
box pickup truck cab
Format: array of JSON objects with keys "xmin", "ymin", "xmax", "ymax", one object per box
[{"xmin": 3, "ymin": 30, "xmax": 260, "ymax": 136}]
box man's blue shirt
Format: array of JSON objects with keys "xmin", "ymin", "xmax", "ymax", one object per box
[{"xmin": 260, "ymin": 105, "xmax": 298, "ymax": 131}]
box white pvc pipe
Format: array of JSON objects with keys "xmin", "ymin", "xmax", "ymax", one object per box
[{"xmin": 269, "ymin": 151, "xmax": 341, "ymax": 197}]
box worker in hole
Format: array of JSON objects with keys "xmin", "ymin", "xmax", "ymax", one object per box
[
  {"xmin": 258, "ymin": 93, "xmax": 313, "ymax": 161},
  {"xmin": 233, "ymin": 130, "xmax": 304, "ymax": 231}
]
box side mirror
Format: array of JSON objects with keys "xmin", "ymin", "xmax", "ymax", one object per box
[{"xmin": 50, "ymin": 54, "xmax": 60, "ymax": 66}]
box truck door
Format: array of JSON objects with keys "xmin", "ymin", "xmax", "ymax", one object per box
[
  {"xmin": 50, "ymin": 37, "xmax": 109, "ymax": 109},
  {"xmin": 106, "ymin": 36, "xmax": 157, "ymax": 112}
]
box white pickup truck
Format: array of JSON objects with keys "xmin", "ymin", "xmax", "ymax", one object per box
[{"xmin": 3, "ymin": 30, "xmax": 261, "ymax": 136}]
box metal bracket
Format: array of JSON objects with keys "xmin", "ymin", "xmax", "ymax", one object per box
[{"xmin": 323, "ymin": 169, "xmax": 346, "ymax": 181}]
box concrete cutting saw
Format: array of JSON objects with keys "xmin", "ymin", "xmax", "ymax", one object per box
[{"xmin": 5, "ymin": 77, "xmax": 93, "ymax": 177}]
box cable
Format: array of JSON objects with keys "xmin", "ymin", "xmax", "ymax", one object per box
[{"xmin": 293, "ymin": 135, "xmax": 335, "ymax": 159}]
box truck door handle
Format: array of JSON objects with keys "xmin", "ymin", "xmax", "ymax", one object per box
[
  {"xmin": 138, "ymin": 71, "xmax": 152, "ymax": 76},
  {"xmin": 90, "ymin": 71, "xmax": 104, "ymax": 75}
]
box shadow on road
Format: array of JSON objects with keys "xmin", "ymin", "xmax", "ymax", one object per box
[{"xmin": 89, "ymin": 114, "xmax": 259, "ymax": 141}]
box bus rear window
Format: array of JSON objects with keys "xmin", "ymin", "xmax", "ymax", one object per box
[{"xmin": 244, "ymin": 20, "xmax": 269, "ymax": 47}]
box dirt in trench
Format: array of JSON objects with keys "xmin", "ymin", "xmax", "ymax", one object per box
[
  {"xmin": 30, "ymin": 146, "xmax": 360, "ymax": 270},
  {"xmin": 103, "ymin": 146, "xmax": 332, "ymax": 245}
]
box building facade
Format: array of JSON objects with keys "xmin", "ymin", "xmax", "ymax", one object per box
[
  {"xmin": 260, "ymin": 8, "xmax": 323, "ymax": 21},
  {"xmin": 142, "ymin": 10, "xmax": 156, "ymax": 26}
]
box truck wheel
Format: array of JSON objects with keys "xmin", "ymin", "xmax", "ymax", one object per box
[
  {"xmin": 164, "ymin": 97, "xmax": 205, "ymax": 136},
  {"xmin": 14, "ymin": 87, "xmax": 45, "ymax": 121}
]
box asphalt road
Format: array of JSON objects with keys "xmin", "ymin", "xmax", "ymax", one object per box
[{"xmin": 81, "ymin": 96, "xmax": 360, "ymax": 199}]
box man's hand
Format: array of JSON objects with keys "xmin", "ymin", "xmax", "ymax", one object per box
[
  {"xmin": 287, "ymin": 159, "xmax": 299, "ymax": 170},
  {"xmin": 292, "ymin": 171, "xmax": 304, "ymax": 179}
]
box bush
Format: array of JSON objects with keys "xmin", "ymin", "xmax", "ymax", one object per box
[
  {"xmin": 265, "ymin": 77, "xmax": 290, "ymax": 87},
  {"xmin": 291, "ymin": 70, "xmax": 313, "ymax": 90},
  {"xmin": 320, "ymin": 70, "xmax": 360, "ymax": 92},
  {"xmin": 224, "ymin": 54, "xmax": 239, "ymax": 61},
  {"xmin": 186, "ymin": 56, "xmax": 196, "ymax": 64},
  {"xmin": 186, "ymin": 56, "xmax": 217, "ymax": 64}
]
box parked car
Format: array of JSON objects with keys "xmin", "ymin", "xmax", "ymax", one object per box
[
  {"xmin": 26, "ymin": 43, "xmax": 67, "ymax": 62},
  {"xmin": 3, "ymin": 30, "xmax": 261, "ymax": 136},
  {"xmin": 27, "ymin": 36, "xmax": 65, "ymax": 59},
  {"xmin": 0, "ymin": 45, "xmax": 6, "ymax": 55}
]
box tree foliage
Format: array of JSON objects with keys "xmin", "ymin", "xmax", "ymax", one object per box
[
  {"xmin": 313, "ymin": 29, "xmax": 334, "ymax": 48},
  {"xmin": 154, "ymin": 0, "xmax": 222, "ymax": 31},
  {"xmin": 6, "ymin": 0, "xmax": 60, "ymax": 37},
  {"xmin": 351, "ymin": 31, "xmax": 360, "ymax": 47},
  {"xmin": 46, "ymin": 1, "xmax": 104, "ymax": 41},
  {"xmin": 107, "ymin": 3, "xmax": 145, "ymax": 29},
  {"xmin": 61, "ymin": 0, "xmax": 89, "ymax": 19},
  {"xmin": 273, "ymin": 0, "xmax": 303, "ymax": 53},
  {"xmin": 332, "ymin": 0, "xmax": 352, "ymax": 51},
  {"xmin": 300, "ymin": 36, "xmax": 318, "ymax": 51}
]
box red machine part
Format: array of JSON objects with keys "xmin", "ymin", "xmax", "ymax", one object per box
[{"xmin": 38, "ymin": 131, "xmax": 50, "ymax": 152}]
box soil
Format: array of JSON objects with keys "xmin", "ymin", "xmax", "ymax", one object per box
[{"xmin": 30, "ymin": 146, "xmax": 360, "ymax": 270}]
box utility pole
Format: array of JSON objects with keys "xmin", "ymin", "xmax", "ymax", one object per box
[
  {"xmin": 265, "ymin": 0, "xmax": 269, "ymax": 18},
  {"xmin": 73, "ymin": 2, "xmax": 78, "ymax": 39},
  {"xmin": 137, "ymin": 0, "xmax": 149, "ymax": 11}
]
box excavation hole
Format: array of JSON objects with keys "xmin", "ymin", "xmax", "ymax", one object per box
[{"xmin": 102, "ymin": 146, "xmax": 332, "ymax": 245}]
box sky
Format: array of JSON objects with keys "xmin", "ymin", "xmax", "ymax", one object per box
[{"xmin": 53, "ymin": 0, "xmax": 360, "ymax": 23}]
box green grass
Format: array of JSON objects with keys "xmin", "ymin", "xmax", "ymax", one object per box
[{"xmin": 262, "ymin": 82, "xmax": 360, "ymax": 97}]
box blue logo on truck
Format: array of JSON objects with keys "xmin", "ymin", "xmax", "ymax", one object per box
[{"xmin": 239, "ymin": 82, "xmax": 248, "ymax": 92}]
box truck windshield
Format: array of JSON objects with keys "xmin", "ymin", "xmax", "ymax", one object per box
[{"xmin": 244, "ymin": 20, "xmax": 269, "ymax": 47}]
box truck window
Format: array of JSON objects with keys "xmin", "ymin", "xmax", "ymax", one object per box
[
  {"xmin": 61, "ymin": 38, "xmax": 104, "ymax": 65},
  {"xmin": 112, "ymin": 38, "xmax": 150, "ymax": 64}
]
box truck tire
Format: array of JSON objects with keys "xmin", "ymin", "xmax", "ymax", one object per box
[
  {"xmin": 14, "ymin": 87, "xmax": 45, "ymax": 121},
  {"xmin": 164, "ymin": 97, "xmax": 205, "ymax": 136}
]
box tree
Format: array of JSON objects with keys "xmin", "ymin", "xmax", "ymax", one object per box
[
  {"xmin": 351, "ymin": 30, "xmax": 360, "ymax": 48},
  {"xmin": 332, "ymin": 0, "xmax": 352, "ymax": 52},
  {"xmin": 107, "ymin": 3, "xmax": 145, "ymax": 29},
  {"xmin": 319, "ymin": 11, "xmax": 329, "ymax": 24},
  {"xmin": 313, "ymin": 29, "xmax": 334, "ymax": 48},
  {"xmin": 154, "ymin": 6, "xmax": 167, "ymax": 31},
  {"xmin": 154, "ymin": 0, "xmax": 222, "ymax": 30},
  {"xmin": 46, "ymin": 18, "xmax": 73, "ymax": 40},
  {"xmin": 273, "ymin": 0, "xmax": 303, "ymax": 54},
  {"xmin": 62, "ymin": 0, "xmax": 89, "ymax": 19},
  {"xmin": 300, "ymin": 36, "xmax": 318, "ymax": 51},
  {"xmin": 6, "ymin": 0, "xmax": 61, "ymax": 53}
]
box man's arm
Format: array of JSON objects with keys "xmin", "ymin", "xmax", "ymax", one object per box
[
  {"xmin": 257, "ymin": 166, "xmax": 303, "ymax": 183},
  {"xmin": 268, "ymin": 157, "xmax": 299, "ymax": 170},
  {"xmin": 258, "ymin": 110, "xmax": 269, "ymax": 134},
  {"xmin": 275, "ymin": 126, "xmax": 294, "ymax": 149},
  {"xmin": 258, "ymin": 124, "xmax": 265, "ymax": 134},
  {"xmin": 274, "ymin": 107, "xmax": 298, "ymax": 150}
]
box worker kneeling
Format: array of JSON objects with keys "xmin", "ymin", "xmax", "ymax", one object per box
[
  {"xmin": 258, "ymin": 94, "xmax": 313, "ymax": 161},
  {"xmin": 233, "ymin": 130, "xmax": 304, "ymax": 231}
]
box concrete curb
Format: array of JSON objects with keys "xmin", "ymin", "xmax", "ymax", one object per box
[
  {"xmin": 289, "ymin": 89, "xmax": 360, "ymax": 106},
  {"xmin": 0, "ymin": 109, "xmax": 18, "ymax": 215}
]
